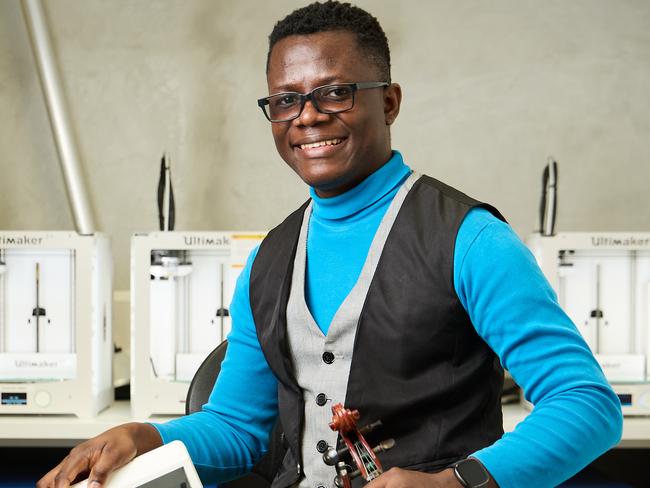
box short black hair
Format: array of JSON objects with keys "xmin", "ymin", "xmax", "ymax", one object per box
[{"xmin": 267, "ymin": 1, "xmax": 391, "ymax": 82}]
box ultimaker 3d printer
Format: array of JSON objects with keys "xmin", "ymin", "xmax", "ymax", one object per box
[
  {"xmin": 0, "ymin": 232, "xmax": 113, "ymax": 417},
  {"xmin": 130, "ymin": 231, "xmax": 264, "ymax": 418}
]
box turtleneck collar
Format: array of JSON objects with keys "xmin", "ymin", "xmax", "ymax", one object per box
[{"xmin": 309, "ymin": 151, "xmax": 411, "ymax": 221}]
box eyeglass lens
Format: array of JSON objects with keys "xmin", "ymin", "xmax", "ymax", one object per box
[{"xmin": 266, "ymin": 84, "xmax": 355, "ymax": 121}]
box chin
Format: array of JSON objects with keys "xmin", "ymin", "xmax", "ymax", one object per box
[
  {"xmin": 302, "ymin": 176, "xmax": 335, "ymax": 191},
  {"xmin": 307, "ymin": 176, "xmax": 357, "ymax": 197},
  {"xmin": 295, "ymin": 160, "xmax": 350, "ymax": 184}
]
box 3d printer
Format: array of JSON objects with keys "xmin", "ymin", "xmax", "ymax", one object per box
[
  {"xmin": 529, "ymin": 159, "xmax": 650, "ymax": 414},
  {"xmin": 0, "ymin": 231, "xmax": 113, "ymax": 417},
  {"xmin": 130, "ymin": 231, "xmax": 264, "ymax": 418},
  {"xmin": 529, "ymin": 232, "xmax": 650, "ymax": 415}
]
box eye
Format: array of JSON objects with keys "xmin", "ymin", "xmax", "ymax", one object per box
[
  {"xmin": 320, "ymin": 85, "xmax": 353, "ymax": 100},
  {"xmin": 271, "ymin": 93, "xmax": 300, "ymax": 108}
]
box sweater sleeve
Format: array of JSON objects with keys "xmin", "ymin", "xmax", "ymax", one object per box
[
  {"xmin": 454, "ymin": 208, "xmax": 623, "ymax": 488},
  {"xmin": 151, "ymin": 246, "xmax": 279, "ymax": 483}
]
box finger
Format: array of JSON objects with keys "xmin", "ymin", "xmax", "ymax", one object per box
[
  {"xmin": 87, "ymin": 443, "xmax": 137, "ymax": 487},
  {"xmin": 37, "ymin": 459, "xmax": 68, "ymax": 488},
  {"xmin": 365, "ymin": 470, "xmax": 392, "ymax": 488},
  {"xmin": 365, "ymin": 467, "xmax": 404, "ymax": 488},
  {"xmin": 365, "ymin": 478, "xmax": 385, "ymax": 488},
  {"xmin": 51, "ymin": 453, "xmax": 92, "ymax": 488}
]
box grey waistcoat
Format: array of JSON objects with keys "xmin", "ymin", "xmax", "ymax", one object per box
[{"xmin": 285, "ymin": 173, "xmax": 419, "ymax": 488}]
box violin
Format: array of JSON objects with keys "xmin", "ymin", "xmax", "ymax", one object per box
[{"xmin": 322, "ymin": 403, "xmax": 395, "ymax": 488}]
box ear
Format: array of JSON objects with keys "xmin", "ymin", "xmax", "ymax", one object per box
[{"xmin": 384, "ymin": 83, "xmax": 402, "ymax": 125}]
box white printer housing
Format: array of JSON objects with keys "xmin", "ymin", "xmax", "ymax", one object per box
[
  {"xmin": 131, "ymin": 231, "xmax": 265, "ymax": 418},
  {"xmin": 529, "ymin": 232, "xmax": 650, "ymax": 415},
  {"xmin": 0, "ymin": 231, "xmax": 113, "ymax": 417}
]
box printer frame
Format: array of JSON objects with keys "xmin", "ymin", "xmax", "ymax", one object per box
[
  {"xmin": 529, "ymin": 232, "xmax": 650, "ymax": 415},
  {"xmin": 130, "ymin": 231, "xmax": 264, "ymax": 418},
  {"xmin": 0, "ymin": 231, "xmax": 112, "ymax": 417}
]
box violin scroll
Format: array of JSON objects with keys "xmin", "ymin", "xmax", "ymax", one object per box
[
  {"xmin": 329, "ymin": 404, "xmax": 360, "ymax": 434},
  {"xmin": 323, "ymin": 403, "xmax": 395, "ymax": 488}
]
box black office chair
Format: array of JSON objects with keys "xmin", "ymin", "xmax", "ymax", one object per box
[{"xmin": 185, "ymin": 340, "xmax": 285, "ymax": 488}]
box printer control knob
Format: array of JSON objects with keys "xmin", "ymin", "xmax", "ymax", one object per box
[
  {"xmin": 639, "ymin": 392, "xmax": 650, "ymax": 410},
  {"xmin": 35, "ymin": 390, "xmax": 51, "ymax": 408}
]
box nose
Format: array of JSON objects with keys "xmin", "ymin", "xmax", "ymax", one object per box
[{"xmin": 294, "ymin": 99, "xmax": 330, "ymax": 127}]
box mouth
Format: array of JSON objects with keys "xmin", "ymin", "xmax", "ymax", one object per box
[{"xmin": 298, "ymin": 138, "xmax": 344, "ymax": 150}]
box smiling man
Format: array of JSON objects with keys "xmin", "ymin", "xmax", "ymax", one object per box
[
  {"xmin": 38, "ymin": 2, "xmax": 622, "ymax": 488},
  {"xmin": 262, "ymin": 29, "xmax": 399, "ymax": 197}
]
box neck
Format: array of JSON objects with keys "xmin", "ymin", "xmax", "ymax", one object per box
[{"xmin": 309, "ymin": 150, "xmax": 410, "ymax": 220}]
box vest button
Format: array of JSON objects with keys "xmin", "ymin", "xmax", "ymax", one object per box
[
  {"xmin": 316, "ymin": 439, "xmax": 329, "ymax": 453},
  {"xmin": 322, "ymin": 351, "xmax": 335, "ymax": 364},
  {"xmin": 280, "ymin": 432, "xmax": 289, "ymax": 448},
  {"xmin": 316, "ymin": 393, "xmax": 328, "ymax": 406}
]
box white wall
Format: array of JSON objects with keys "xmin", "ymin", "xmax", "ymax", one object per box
[{"xmin": 1, "ymin": 0, "xmax": 649, "ymax": 291}]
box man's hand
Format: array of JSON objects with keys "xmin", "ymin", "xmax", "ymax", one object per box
[
  {"xmin": 365, "ymin": 468, "xmax": 463, "ymax": 488},
  {"xmin": 365, "ymin": 467, "xmax": 499, "ymax": 488},
  {"xmin": 36, "ymin": 422, "xmax": 162, "ymax": 488}
]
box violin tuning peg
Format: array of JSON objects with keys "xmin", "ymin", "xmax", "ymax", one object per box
[
  {"xmin": 323, "ymin": 447, "xmax": 339, "ymax": 466},
  {"xmin": 373, "ymin": 438, "xmax": 396, "ymax": 453},
  {"xmin": 359, "ymin": 420, "xmax": 383, "ymax": 435}
]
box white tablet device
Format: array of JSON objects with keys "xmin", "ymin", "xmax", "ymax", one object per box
[{"xmin": 72, "ymin": 440, "xmax": 203, "ymax": 488}]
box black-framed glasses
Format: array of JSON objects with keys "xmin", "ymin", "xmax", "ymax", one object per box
[{"xmin": 257, "ymin": 81, "xmax": 389, "ymax": 123}]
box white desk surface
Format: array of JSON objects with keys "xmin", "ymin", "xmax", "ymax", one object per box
[
  {"xmin": 0, "ymin": 401, "xmax": 175, "ymax": 447},
  {"xmin": 1, "ymin": 402, "xmax": 649, "ymax": 448}
]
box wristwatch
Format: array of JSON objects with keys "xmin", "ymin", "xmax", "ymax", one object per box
[{"xmin": 451, "ymin": 458, "xmax": 490, "ymax": 488}]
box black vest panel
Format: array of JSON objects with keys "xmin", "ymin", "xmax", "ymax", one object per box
[{"xmin": 250, "ymin": 176, "xmax": 505, "ymax": 487}]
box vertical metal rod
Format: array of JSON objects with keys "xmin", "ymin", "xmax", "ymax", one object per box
[
  {"xmin": 630, "ymin": 251, "xmax": 637, "ymax": 354},
  {"xmin": 595, "ymin": 263, "xmax": 601, "ymax": 354},
  {"xmin": 35, "ymin": 262, "xmax": 41, "ymax": 353},
  {"xmin": 0, "ymin": 250, "xmax": 5, "ymax": 353},
  {"xmin": 220, "ymin": 262, "xmax": 225, "ymax": 341},
  {"xmin": 21, "ymin": 0, "xmax": 96, "ymax": 234}
]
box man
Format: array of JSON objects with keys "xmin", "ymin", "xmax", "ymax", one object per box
[{"xmin": 39, "ymin": 2, "xmax": 622, "ymax": 488}]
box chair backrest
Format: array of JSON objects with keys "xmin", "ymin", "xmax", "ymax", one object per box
[
  {"xmin": 185, "ymin": 340, "xmax": 286, "ymax": 487},
  {"xmin": 185, "ymin": 340, "xmax": 228, "ymax": 416}
]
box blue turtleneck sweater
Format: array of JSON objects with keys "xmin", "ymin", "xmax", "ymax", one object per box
[{"xmin": 154, "ymin": 151, "xmax": 622, "ymax": 488}]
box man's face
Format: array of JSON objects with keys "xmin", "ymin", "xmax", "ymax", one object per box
[{"xmin": 266, "ymin": 31, "xmax": 401, "ymax": 197}]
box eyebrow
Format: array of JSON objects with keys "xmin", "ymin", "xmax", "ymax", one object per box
[{"xmin": 270, "ymin": 75, "xmax": 346, "ymax": 94}]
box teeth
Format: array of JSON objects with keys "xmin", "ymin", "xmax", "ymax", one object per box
[{"xmin": 300, "ymin": 138, "xmax": 342, "ymax": 150}]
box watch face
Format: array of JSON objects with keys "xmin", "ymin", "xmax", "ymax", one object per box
[{"xmin": 456, "ymin": 458, "xmax": 489, "ymax": 487}]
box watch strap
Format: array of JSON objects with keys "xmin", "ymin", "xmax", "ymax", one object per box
[{"xmin": 452, "ymin": 457, "xmax": 490, "ymax": 488}]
